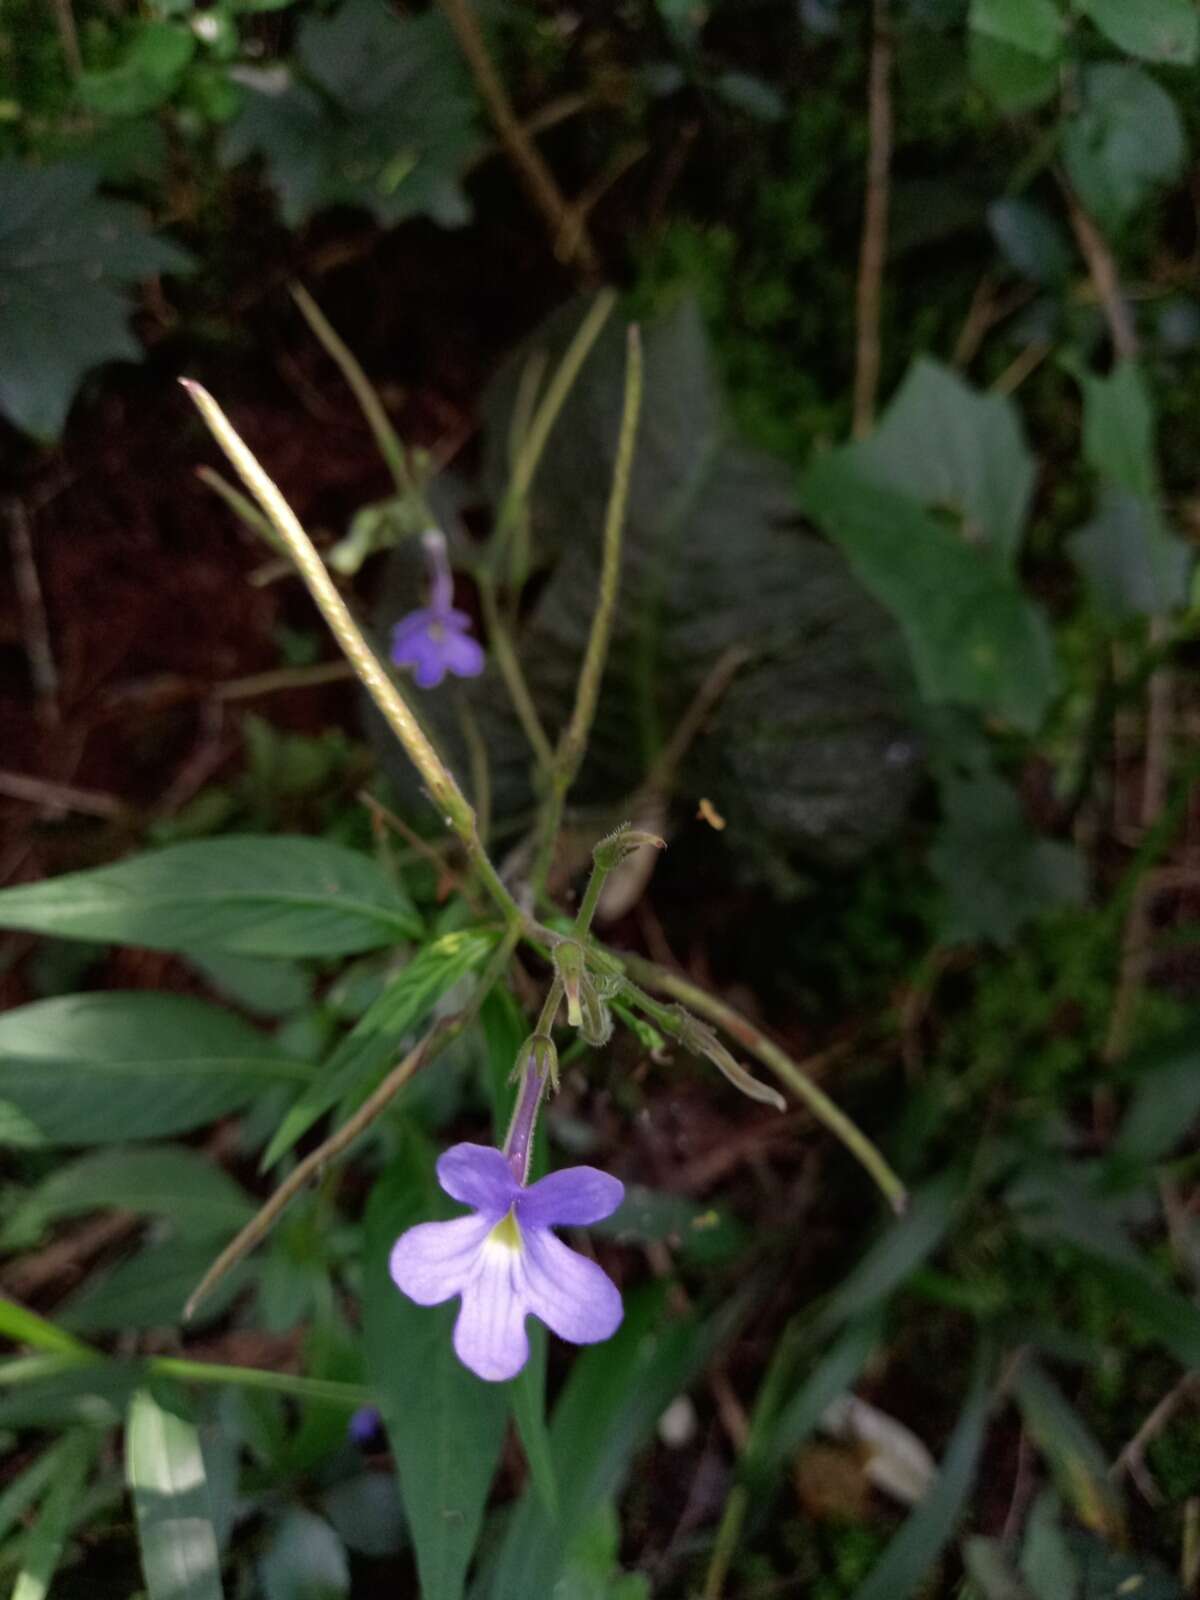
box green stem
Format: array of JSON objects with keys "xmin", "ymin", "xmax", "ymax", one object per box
[
  {"xmin": 529, "ymin": 324, "xmax": 642, "ymax": 896},
  {"xmin": 479, "ymin": 573, "xmax": 555, "ymax": 771},
  {"xmin": 292, "ymin": 283, "xmax": 415, "ymax": 500},
  {"xmin": 620, "ymin": 952, "xmax": 908, "ymax": 1215},
  {"xmin": 0, "ymin": 1347, "xmax": 369, "ymax": 1408}
]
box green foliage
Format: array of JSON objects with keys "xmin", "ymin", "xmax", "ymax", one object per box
[
  {"xmin": 1062, "ymin": 65, "xmax": 1186, "ymax": 232},
  {"xmin": 0, "ymin": 161, "xmax": 192, "ymax": 439},
  {"xmin": 127, "ymin": 1386, "xmax": 225, "ymax": 1600},
  {"xmin": 222, "ymin": 0, "xmax": 477, "ymax": 227}
]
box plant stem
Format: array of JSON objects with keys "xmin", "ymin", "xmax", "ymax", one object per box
[
  {"xmin": 291, "ymin": 283, "xmax": 415, "ymax": 498},
  {"xmin": 619, "ymin": 952, "xmax": 908, "ymax": 1214},
  {"xmin": 529, "ymin": 324, "xmax": 642, "ymax": 894},
  {"xmin": 852, "ymin": 0, "xmax": 893, "ymax": 439},
  {"xmin": 479, "ymin": 574, "xmax": 555, "ymax": 771},
  {"xmin": 437, "ymin": 0, "xmax": 600, "ymax": 278},
  {"xmin": 185, "ymin": 926, "xmax": 522, "ymax": 1320},
  {"xmin": 181, "ymin": 380, "xmax": 524, "ymax": 932}
]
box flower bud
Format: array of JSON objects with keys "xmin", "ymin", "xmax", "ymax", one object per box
[
  {"xmin": 670, "ymin": 1005, "xmax": 786, "ymax": 1111},
  {"xmin": 510, "ymin": 1030, "xmax": 559, "ymax": 1092},
  {"xmin": 593, "ymin": 821, "xmax": 667, "ymax": 873},
  {"xmin": 579, "ymin": 985, "xmax": 613, "ymax": 1049}
]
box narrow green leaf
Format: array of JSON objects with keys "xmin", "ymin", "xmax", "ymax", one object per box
[
  {"xmin": 61, "ymin": 1240, "xmax": 252, "ymax": 1333},
  {"xmin": 511, "ymin": 1322, "xmax": 558, "ymax": 1520},
  {"xmin": 1111, "ymin": 1026, "xmax": 1200, "ymax": 1167},
  {"xmin": 480, "ymin": 1285, "xmax": 729, "ymax": 1598},
  {"xmin": 849, "ymin": 1349, "xmax": 992, "ymax": 1600},
  {"xmin": 1080, "ymin": 0, "xmax": 1197, "ymax": 64},
  {"xmin": 10, "ymin": 1430, "xmax": 95, "ymax": 1600},
  {"xmin": 768, "ymin": 1311, "xmax": 884, "ymax": 1467},
  {"xmin": 363, "ymin": 1143, "xmax": 508, "ymax": 1600},
  {"xmin": 0, "ymin": 835, "xmax": 419, "ymax": 956},
  {"xmin": 1020, "ymin": 1491, "xmax": 1081, "ymax": 1600},
  {"xmin": 264, "ymin": 928, "xmax": 497, "ymax": 1168},
  {"xmin": 3, "ymin": 1146, "xmax": 254, "ymax": 1250},
  {"xmin": 0, "ymin": 992, "xmax": 309, "ymax": 1146},
  {"xmin": 817, "ymin": 1170, "xmax": 964, "ymax": 1334},
  {"xmin": 0, "ymin": 1437, "xmax": 81, "ymax": 1545},
  {"xmin": 0, "ymin": 1296, "xmax": 93, "ymax": 1355},
  {"xmin": 1012, "ymin": 1360, "xmax": 1124, "ymax": 1541},
  {"xmin": 127, "ymin": 1385, "xmax": 225, "ymax": 1600},
  {"xmin": 963, "ymin": 1537, "xmax": 1034, "ymax": 1600}
]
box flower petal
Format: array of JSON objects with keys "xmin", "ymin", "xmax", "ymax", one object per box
[
  {"xmin": 519, "ymin": 1166, "xmax": 625, "ymax": 1229},
  {"xmin": 440, "ymin": 626, "xmax": 485, "ymax": 680},
  {"xmin": 411, "ymin": 645, "xmax": 448, "ymax": 689},
  {"xmin": 390, "ymin": 608, "xmax": 435, "ymax": 653},
  {"xmin": 437, "ymin": 1143, "xmax": 517, "ymax": 1216},
  {"xmin": 521, "ymin": 1228, "xmax": 623, "ymax": 1346},
  {"xmin": 389, "ymin": 1213, "xmax": 490, "ymax": 1306},
  {"xmin": 453, "ymin": 1246, "xmax": 530, "ymax": 1381}
]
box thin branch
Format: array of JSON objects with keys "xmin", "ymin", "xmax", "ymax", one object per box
[
  {"xmin": 852, "ymin": 0, "xmax": 893, "ymax": 439},
  {"xmin": 214, "ymin": 661, "xmax": 355, "ymax": 701},
  {"xmin": 180, "ymin": 380, "xmax": 524, "ymax": 932},
  {"xmin": 1061, "ymin": 175, "xmax": 1138, "ymax": 361},
  {"xmin": 0, "ymin": 769, "xmax": 131, "ymax": 822},
  {"xmin": 291, "ymin": 284, "xmax": 414, "ymax": 498},
  {"xmin": 530, "ymin": 324, "xmax": 643, "ymax": 894},
  {"xmin": 5, "ymin": 500, "xmax": 59, "ymax": 728},
  {"xmin": 438, "ymin": 0, "xmax": 600, "ymax": 279}
]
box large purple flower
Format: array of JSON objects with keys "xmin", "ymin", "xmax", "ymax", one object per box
[
  {"xmin": 389, "ymin": 529, "xmax": 485, "ymax": 690},
  {"xmin": 389, "ymin": 1143, "xmax": 624, "ymax": 1382}
]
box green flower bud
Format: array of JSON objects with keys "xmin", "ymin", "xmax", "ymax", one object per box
[{"xmin": 554, "ymin": 939, "xmax": 587, "ymax": 1027}]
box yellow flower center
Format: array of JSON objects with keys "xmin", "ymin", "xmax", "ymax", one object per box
[{"xmin": 487, "ymin": 1209, "xmax": 522, "ymax": 1252}]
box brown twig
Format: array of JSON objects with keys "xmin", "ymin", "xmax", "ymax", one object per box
[
  {"xmin": 1061, "ymin": 175, "xmax": 1138, "ymax": 362},
  {"xmin": 1113, "ymin": 1373, "xmax": 1200, "ymax": 1503},
  {"xmin": 852, "ymin": 0, "xmax": 893, "ymax": 439},
  {"xmin": 0, "ymin": 769, "xmax": 131, "ymax": 823},
  {"xmin": 438, "ymin": 0, "xmax": 600, "ymax": 279}
]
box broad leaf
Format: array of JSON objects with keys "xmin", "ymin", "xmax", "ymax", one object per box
[
  {"xmin": 1080, "ymin": 0, "xmax": 1197, "ymax": 64},
  {"xmin": 969, "ymin": 31, "xmax": 1058, "ymax": 111},
  {"xmin": 0, "ymin": 162, "xmax": 193, "ymax": 440},
  {"xmin": 849, "ymin": 1349, "xmax": 992, "ymax": 1600},
  {"xmin": 988, "ymin": 198, "xmax": 1072, "ymax": 287},
  {"xmin": 264, "ymin": 927, "xmax": 498, "ymax": 1167},
  {"xmin": 127, "ymin": 1385, "xmax": 225, "ymax": 1600},
  {"xmin": 802, "ymin": 455, "xmax": 1057, "ymax": 731},
  {"xmin": 363, "ymin": 1146, "xmax": 508, "ymax": 1600},
  {"xmin": 0, "ymin": 835, "xmax": 420, "ymax": 956},
  {"xmin": 379, "ymin": 299, "xmax": 919, "ymax": 880},
  {"xmin": 1111, "ymin": 1025, "xmax": 1200, "ymax": 1168},
  {"xmin": 1062, "ymin": 65, "xmax": 1186, "ymax": 231},
  {"xmin": 78, "ymin": 22, "xmax": 195, "ymax": 117},
  {"xmin": 930, "ymin": 769, "xmax": 1086, "ymax": 946},
  {"xmin": 1082, "ymin": 362, "xmax": 1157, "ymax": 499},
  {"xmin": 61, "ymin": 1240, "xmax": 252, "ymax": 1333},
  {"xmin": 224, "ymin": 0, "xmax": 477, "ymax": 227},
  {"xmin": 2, "ymin": 1146, "xmax": 255, "ymax": 1249},
  {"xmin": 969, "ymin": 0, "xmax": 1062, "ymax": 61},
  {"xmin": 0, "ymin": 992, "xmax": 309, "ymax": 1146},
  {"xmin": 854, "ymin": 357, "xmax": 1037, "ymax": 560}
]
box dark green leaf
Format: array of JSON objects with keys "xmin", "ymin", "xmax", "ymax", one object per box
[
  {"xmin": 0, "ymin": 162, "xmax": 193, "ymax": 440},
  {"xmin": 363, "ymin": 1146, "xmax": 509, "ymax": 1600},
  {"xmin": 185, "ymin": 950, "xmax": 312, "ymax": 1018},
  {"xmin": 0, "ymin": 835, "xmax": 419, "ymax": 956},
  {"xmin": 802, "ymin": 456, "xmax": 1057, "ymax": 730},
  {"xmin": 127, "ymin": 1385, "xmax": 225, "ymax": 1600},
  {"xmin": 258, "ymin": 1510, "xmax": 348, "ymax": 1600},
  {"xmin": 2, "ymin": 1146, "xmax": 254, "ymax": 1248},
  {"xmin": 931, "ymin": 769, "xmax": 1086, "ymax": 946},
  {"xmin": 1112, "ymin": 1026, "xmax": 1200, "ymax": 1166},
  {"xmin": 1067, "ymin": 1528, "xmax": 1183, "ymax": 1600},
  {"xmin": 78, "ymin": 22, "xmax": 195, "ymax": 116},
  {"xmin": 1082, "ymin": 362, "xmax": 1157, "ymax": 499},
  {"xmin": 1020, "ymin": 1491, "xmax": 1080, "ymax": 1600},
  {"xmin": 0, "ymin": 992, "xmax": 309, "ymax": 1146},
  {"xmin": 817, "ymin": 1170, "xmax": 963, "ymax": 1333},
  {"xmin": 10, "ymin": 1429, "xmax": 95, "ymax": 1600},
  {"xmin": 849, "ymin": 1349, "xmax": 992, "ymax": 1600},
  {"xmin": 264, "ymin": 927, "xmax": 498, "ymax": 1167},
  {"xmin": 381, "ymin": 299, "xmax": 919, "ymax": 884},
  {"xmin": 480, "ymin": 1285, "xmax": 728, "ymax": 1598},
  {"xmin": 557, "ymin": 1502, "xmax": 651, "ymax": 1600},
  {"xmin": 769, "ymin": 1311, "xmax": 883, "ymax": 1466},
  {"xmin": 1062, "ymin": 65, "xmax": 1186, "ymax": 230},
  {"xmin": 224, "ymin": 0, "xmax": 477, "ymax": 227},
  {"xmin": 1012, "ymin": 1360, "xmax": 1124, "ymax": 1540},
  {"xmin": 854, "ymin": 356, "xmax": 1037, "ymax": 560},
  {"xmin": 963, "ymin": 1537, "xmax": 1034, "ymax": 1600},
  {"xmin": 60, "ymin": 1240, "xmax": 251, "ymax": 1333},
  {"xmin": 320, "ymin": 1474, "xmax": 406, "ymax": 1558},
  {"xmin": 1068, "ymin": 490, "xmax": 1191, "ymax": 619},
  {"xmin": 1080, "ymin": 0, "xmax": 1197, "ymax": 63},
  {"xmin": 969, "ymin": 0, "xmax": 1062, "ymax": 60},
  {"xmin": 988, "ymin": 199, "xmax": 1072, "ymax": 286},
  {"xmin": 713, "ymin": 71, "xmax": 786, "ymax": 120},
  {"xmin": 969, "ymin": 32, "xmax": 1059, "ymax": 111}
]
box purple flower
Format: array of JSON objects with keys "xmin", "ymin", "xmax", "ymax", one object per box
[
  {"xmin": 389, "ymin": 529, "xmax": 485, "ymax": 690},
  {"xmin": 389, "ymin": 1143, "xmax": 624, "ymax": 1383},
  {"xmin": 348, "ymin": 1406, "xmax": 382, "ymax": 1447}
]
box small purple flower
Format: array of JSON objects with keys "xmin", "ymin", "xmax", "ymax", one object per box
[
  {"xmin": 389, "ymin": 1143, "xmax": 624, "ymax": 1383},
  {"xmin": 348, "ymin": 1406, "xmax": 382, "ymax": 1447},
  {"xmin": 389, "ymin": 529, "xmax": 485, "ymax": 690}
]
